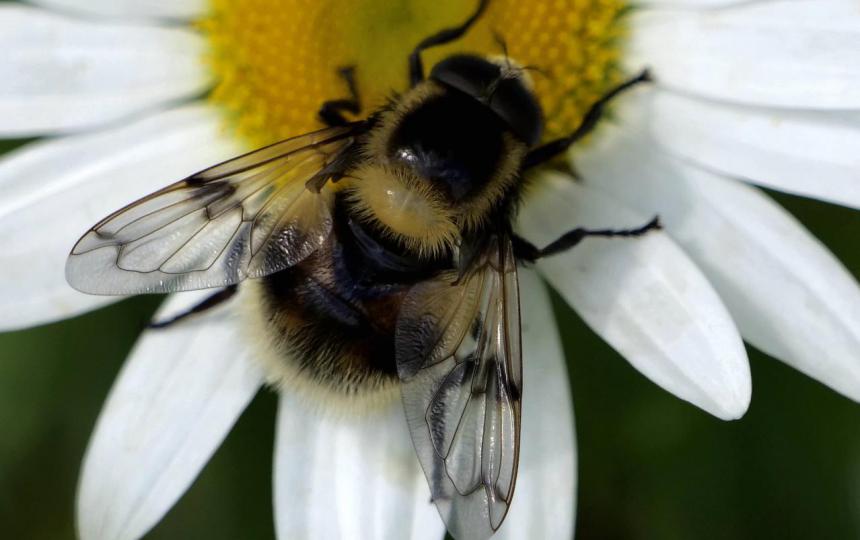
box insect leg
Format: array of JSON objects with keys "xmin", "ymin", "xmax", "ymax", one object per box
[
  {"xmin": 318, "ymin": 66, "xmax": 362, "ymax": 127},
  {"xmin": 512, "ymin": 217, "xmax": 662, "ymax": 262},
  {"xmin": 408, "ymin": 0, "xmax": 490, "ymax": 87},
  {"xmin": 148, "ymin": 285, "xmax": 238, "ymax": 329},
  {"xmin": 523, "ymin": 69, "xmax": 653, "ymax": 169}
]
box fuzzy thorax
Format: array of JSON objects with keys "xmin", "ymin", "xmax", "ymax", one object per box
[{"xmin": 343, "ymin": 164, "xmax": 461, "ymax": 258}]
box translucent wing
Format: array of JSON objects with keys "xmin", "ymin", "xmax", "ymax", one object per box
[
  {"xmin": 66, "ymin": 123, "xmax": 363, "ymax": 294},
  {"xmin": 396, "ymin": 235, "xmax": 522, "ymax": 540}
]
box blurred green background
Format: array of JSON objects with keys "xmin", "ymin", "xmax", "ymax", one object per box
[{"xmin": 1, "ymin": 151, "xmax": 860, "ymax": 538}]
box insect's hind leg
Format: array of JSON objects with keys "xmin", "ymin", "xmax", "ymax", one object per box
[
  {"xmin": 148, "ymin": 285, "xmax": 238, "ymax": 329},
  {"xmin": 523, "ymin": 69, "xmax": 652, "ymax": 169},
  {"xmin": 512, "ymin": 217, "xmax": 662, "ymax": 262},
  {"xmin": 407, "ymin": 0, "xmax": 489, "ymax": 87},
  {"xmin": 318, "ymin": 66, "xmax": 362, "ymax": 127}
]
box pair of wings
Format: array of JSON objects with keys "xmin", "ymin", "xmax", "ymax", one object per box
[{"xmin": 66, "ymin": 124, "xmax": 523, "ymax": 539}]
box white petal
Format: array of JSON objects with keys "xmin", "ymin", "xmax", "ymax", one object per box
[
  {"xmin": 0, "ymin": 105, "xmax": 242, "ymax": 331},
  {"xmin": 642, "ymin": 0, "xmax": 748, "ymax": 6},
  {"xmin": 77, "ymin": 291, "xmax": 264, "ymax": 540},
  {"xmin": 495, "ymin": 269, "xmax": 576, "ymax": 539},
  {"xmin": 0, "ymin": 5, "xmax": 211, "ymax": 136},
  {"xmin": 630, "ymin": 90, "xmax": 860, "ymax": 209},
  {"xmin": 628, "ymin": 1, "xmax": 860, "ymax": 108},
  {"xmin": 518, "ymin": 173, "xmax": 750, "ymax": 420},
  {"xmin": 274, "ymin": 396, "xmax": 444, "ymax": 540},
  {"xmin": 26, "ymin": 0, "xmax": 207, "ymax": 20},
  {"xmin": 578, "ymin": 125, "xmax": 860, "ymax": 403}
]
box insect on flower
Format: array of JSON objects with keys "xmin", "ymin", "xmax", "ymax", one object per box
[{"xmin": 65, "ymin": 0, "xmax": 658, "ymax": 537}]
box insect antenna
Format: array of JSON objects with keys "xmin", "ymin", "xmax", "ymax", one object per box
[
  {"xmin": 482, "ymin": 31, "xmax": 546, "ymax": 105},
  {"xmin": 491, "ymin": 30, "xmax": 513, "ymax": 70}
]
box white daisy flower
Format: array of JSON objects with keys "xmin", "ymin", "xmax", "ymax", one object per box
[{"xmin": 0, "ymin": 0, "xmax": 857, "ymax": 539}]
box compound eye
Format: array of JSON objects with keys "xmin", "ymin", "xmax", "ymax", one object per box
[
  {"xmin": 486, "ymin": 78, "xmax": 543, "ymax": 146},
  {"xmin": 430, "ymin": 54, "xmax": 543, "ymax": 146}
]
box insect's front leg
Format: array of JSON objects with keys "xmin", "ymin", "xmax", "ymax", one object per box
[
  {"xmin": 407, "ymin": 0, "xmax": 489, "ymax": 86},
  {"xmin": 512, "ymin": 217, "xmax": 662, "ymax": 262},
  {"xmin": 318, "ymin": 66, "xmax": 362, "ymax": 127},
  {"xmin": 523, "ymin": 69, "xmax": 653, "ymax": 169}
]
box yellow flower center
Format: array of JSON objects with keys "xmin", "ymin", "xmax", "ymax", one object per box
[{"xmin": 200, "ymin": 0, "xmax": 628, "ymax": 147}]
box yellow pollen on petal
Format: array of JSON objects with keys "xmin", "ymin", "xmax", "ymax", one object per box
[{"xmin": 200, "ymin": 0, "xmax": 628, "ymax": 147}]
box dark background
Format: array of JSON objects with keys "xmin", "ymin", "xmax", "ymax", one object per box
[{"xmin": 1, "ymin": 129, "xmax": 860, "ymax": 539}]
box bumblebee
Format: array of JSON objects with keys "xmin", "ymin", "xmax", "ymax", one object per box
[{"xmin": 65, "ymin": 0, "xmax": 657, "ymax": 537}]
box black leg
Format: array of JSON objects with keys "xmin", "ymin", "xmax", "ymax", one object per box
[
  {"xmin": 318, "ymin": 66, "xmax": 362, "ymax": 127},
  {"xmin": 523, "ymin": 69, "xmax": 653, "ymax": 169},
  {"xmin": 513, "ymin": 216, "xmax": 662, "ymax": 262},
  {"xmin": 408, "ymin": 0, "xmax": 489, "ymax": 87},
  {"xmin": 148, "ymin": 285, "xmax": 238, "ymax": 329}
]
